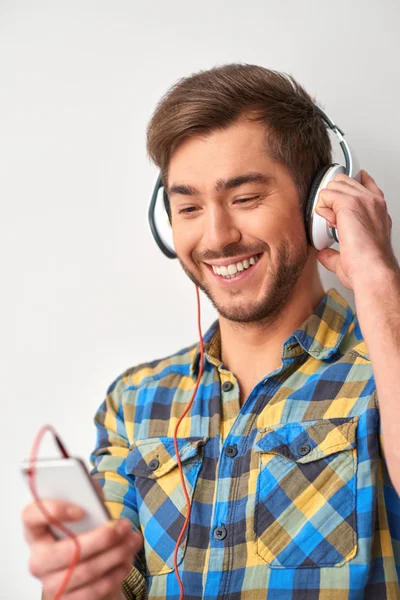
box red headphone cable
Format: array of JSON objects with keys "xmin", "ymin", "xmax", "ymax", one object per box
[
  {"xmin": 27, "ymin": 425, "xmax": 81, "ymax": 599},
  {"xmin": 28, "ymin": 286, "xmax": 204, "ymax": 599},
  {"xmin": 172, "ymin": 285, "xmax": 204, "ymax": 599}
]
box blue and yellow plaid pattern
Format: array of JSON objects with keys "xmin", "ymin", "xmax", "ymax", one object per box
[{"xmin": 91, "ymin": 288, "xmax": 400, "ymax": 599}]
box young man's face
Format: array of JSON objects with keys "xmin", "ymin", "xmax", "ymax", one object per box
[{"xmin": 167, "ymin": 119, "xmax": 312, "ymax": 323}]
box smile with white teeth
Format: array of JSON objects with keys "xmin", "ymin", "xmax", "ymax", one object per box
[{"xmin": 210, "ymin": 254, "xmax": 260, "ymax": 278}]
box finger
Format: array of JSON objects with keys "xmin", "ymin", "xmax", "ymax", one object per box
[
  {"xmin": 30, "ymin": 519, "xmax": 140, "ymax": 576},
  {"xmin": 316, "ymin": 211, "xmax": 337, "ymax": 230},
  {"xmin": 325, "ymin": 180, "xmax": 363, "ymax": 196},
  {"xmin": 22, "ymin": 501, "xmax": 85, "ymax": 544},
  {"xmin": 332, "ymin": 172, "xmax": 384, "ymax": 201},
  {"xmin": 315, "ymin": 206, "xmax": 337, "ymax": 228},
  {"xmin": 315, "ymin": 188, "xmax": 343, "ymax": 224},
  {"xmin": 23, "ymin": 500, "xmax": 85, "ymax": 529},
  {"xmin": 41, "ymin": 537, "xmax": 138, "ymax": 593},
  {"xmin": 332, "ymin": 173, "xmax": 363, "ymax": 191},
  {"xmin": 388, "ymin": 213, "xmax": 393, "ymax": 240},
  {"xmin": 316, "ymin": 248, "xmax": 340, "ymax": 273},
  {"xmin": 317, "ymin": 186, "xmax": 352, "ymax": 210},
  {"xmin": 24, "ymin": 525, "xmax": 54, "ymax": 546},
  {"xmin": 54, "ymin": 562, "xmax": 132, "ymax": 600}
]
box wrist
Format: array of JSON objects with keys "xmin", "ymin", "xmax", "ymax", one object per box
[{"xmin": 353, "ymin": 262, "xmax": 400, "ymax": 298}]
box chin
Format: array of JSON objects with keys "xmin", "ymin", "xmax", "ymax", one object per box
[{"xmin": 211, "ymin": 295, "xmax": 269, "ymax": 323}]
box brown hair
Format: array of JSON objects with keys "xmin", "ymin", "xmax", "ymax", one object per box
[{"xmin": 146, "ymin": 63, "xmax": 332, "ymax": 209}]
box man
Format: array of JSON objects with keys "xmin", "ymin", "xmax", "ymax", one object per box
[{"xmin": 23, "ymin": 64, "xmax": 400, "ymax": 599}]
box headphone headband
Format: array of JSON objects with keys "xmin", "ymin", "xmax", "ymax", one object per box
[{"xmin": 315, "ymin": 107, "xmax": 358, "ymax": 179}]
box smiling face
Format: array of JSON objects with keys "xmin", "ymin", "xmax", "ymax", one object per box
[{"xmin": 167, "ymin": 118, "xmax": 312, "ymax": 324}]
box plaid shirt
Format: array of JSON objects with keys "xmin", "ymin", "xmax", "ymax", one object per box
[{"xmin": 91, "ymin": 288, "xmax": 400, "ymax": 599}]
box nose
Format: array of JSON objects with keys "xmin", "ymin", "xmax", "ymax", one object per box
[{"xmin": 202, "ymin": 204, "xmax": 241, "ymax": 253}]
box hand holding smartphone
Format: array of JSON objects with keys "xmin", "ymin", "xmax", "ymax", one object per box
[
  {"xmin": 21, "ymin": 457, "xmax": 111, "ymax": 537},
  {"xmin": 21, "ymin": 456, "xmax": 143, "ymax": 599}
]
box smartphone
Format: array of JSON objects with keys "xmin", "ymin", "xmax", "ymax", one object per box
[{"xmin": 21, "ymin": 457, "xmax": 111, "ymax": 538}]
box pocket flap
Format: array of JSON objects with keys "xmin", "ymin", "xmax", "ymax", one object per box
[
  {"xmin": 254, "ymin": 417, "xmax": 358, "ymax": 463},
  {"xmin": 125, "ymin": 436, "xmax": 208, "ymax": 478}
]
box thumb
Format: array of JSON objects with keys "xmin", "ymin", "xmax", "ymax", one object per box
[{"xmin": 316, "ymin": 248, "xmax": 340, "ymax": 273}]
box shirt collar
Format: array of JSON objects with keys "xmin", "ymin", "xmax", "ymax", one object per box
[{"xmin": 190, "ymin": 288, "xmax": 355, "ymax": 379}]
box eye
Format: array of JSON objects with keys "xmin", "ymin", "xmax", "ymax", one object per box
[
  {"xmin": 177, "ymin": 206, "xmax": 199, "ymax": 215},
  {"xmin": 234, "ymin": 195, "xmax": 261, "ymax": 204}
]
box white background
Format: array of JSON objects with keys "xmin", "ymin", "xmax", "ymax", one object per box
[{"xmin": 1, "ymin": 0, "xmax": 399, "ymax": 597}]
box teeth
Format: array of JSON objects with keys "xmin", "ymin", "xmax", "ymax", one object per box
[
  {"xmin": 227, "ymin": 264, "xmax": 237, "ymax": 275},
  {"xmin": 211, "ymin": 255, "xmax": 260, "ymax": 279}
]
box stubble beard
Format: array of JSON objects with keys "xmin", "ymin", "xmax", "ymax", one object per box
[{"xmin": 178, "ymin": 239, "xmax": 309, "ymax": 325}]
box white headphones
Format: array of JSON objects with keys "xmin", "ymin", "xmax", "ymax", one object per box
[{"xmin": 148, "ymin": 106, "xmax": 361, "ymax": 258}]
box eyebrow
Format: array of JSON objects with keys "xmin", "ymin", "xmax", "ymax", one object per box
[{"xmin": 167, "ymin": 172, "xmax": 275, "ymax": 197}]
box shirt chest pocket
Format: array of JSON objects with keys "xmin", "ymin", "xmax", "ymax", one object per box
[
  {"xmin": 254, "ymin": 417, "xmax": 359, "ymax": 568},
  {"xmin": 125, "ymin": 436, "xmax": 207, "ymax": 576}
]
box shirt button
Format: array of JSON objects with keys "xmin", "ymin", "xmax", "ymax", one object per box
[
  {"xmin": 222, "ymin": 381, "xmax": 233, "ymax": 392},
  {"xmin": 224, "ymin": 444, "xmax": 238, "ymax": 458},
  {"xmin": 148, "ymin": 458, "xmax": 160, "ymax": 471},
  {"xmin": 213, "ymin": 525, "xmax": 227, "ymax": 541},
  {"xmin": 298, "ymin": 443, "xmax": 311, "ymax": 457}
]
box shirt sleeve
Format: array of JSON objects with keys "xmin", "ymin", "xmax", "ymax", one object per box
[{"xmin": 90, "ymin": 374, "xmax": 147, "ymax": 600}]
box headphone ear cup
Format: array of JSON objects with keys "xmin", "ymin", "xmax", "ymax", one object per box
[
  {"xmin": 306, "ymin": 163, "xmax": 345, "ymax": 250},
  {"xmin": 148, "ymin": 175, "xmax": 176, "ymax": 259},
  {"xmin": 304, "ymin": 165, "xmax": 333, "ymax": 246}
]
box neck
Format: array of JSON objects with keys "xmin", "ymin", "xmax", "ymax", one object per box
[{"xmin": 218, "ymin": 260, "xmax": 326, "ymax": 389}]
